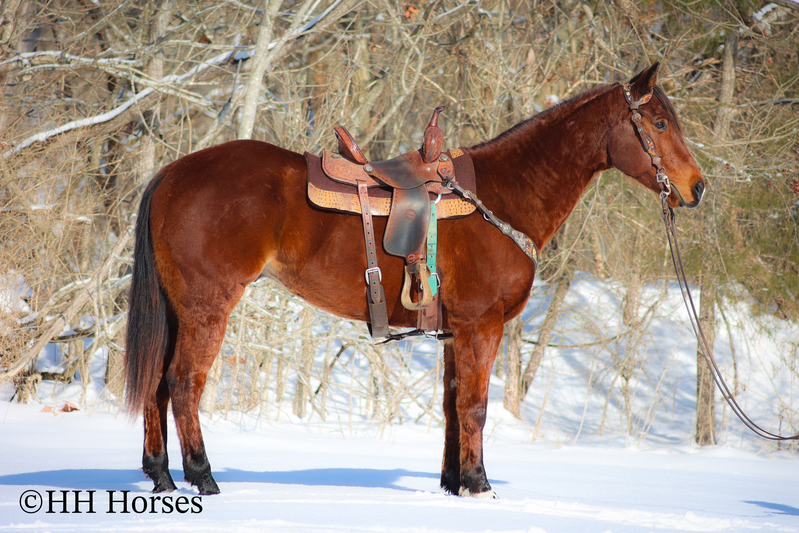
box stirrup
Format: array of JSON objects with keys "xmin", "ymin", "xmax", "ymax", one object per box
[{"xmin": 400, "ymin": 262, "xmax": 433, "ymax": 310}]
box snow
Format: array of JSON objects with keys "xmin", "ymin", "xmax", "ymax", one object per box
[
  {"xmin": 2, "ymin": 276, "xmax": 799, "ymax": 532},
  {"xmin": 2, "ymin": 403, "xmax": 799, "ymax": 532},
  {"xmin": 0, "ymin": 274, "xmax": 31, "ymax": 316}
]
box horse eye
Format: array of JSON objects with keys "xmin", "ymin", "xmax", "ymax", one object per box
[{"xmin": 654, "ymin": 121, "xmax": 667, "ymax": 131}]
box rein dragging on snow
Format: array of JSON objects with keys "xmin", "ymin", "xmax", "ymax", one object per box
[{"xmin": 623, "ymin": 82, "xmax": 799, "ymax": 442}]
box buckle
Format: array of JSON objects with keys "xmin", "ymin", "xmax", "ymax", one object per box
[
  {"xmin": 657, "ymin": 170, "xmax": 672, "ymax": 196},
  {"xmin": 364, "ymin": 266, "xmax": 382, "ymax": 285}
]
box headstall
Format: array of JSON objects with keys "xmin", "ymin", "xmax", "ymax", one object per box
[{"xmin": 622, "ymin": 82, "xmax": 671, "ymax": 200}]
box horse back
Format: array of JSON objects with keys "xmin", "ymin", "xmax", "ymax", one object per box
[{"xmin": 147, "ymin": 140, "xmax": 534, "ymax": 329}]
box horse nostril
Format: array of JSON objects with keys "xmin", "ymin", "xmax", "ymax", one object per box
[{"xmin": 693, "ymin": 180, "xmax": 705, "ymax": 200}]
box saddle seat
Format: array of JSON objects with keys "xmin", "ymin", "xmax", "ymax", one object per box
[
  {"xmin": 332, "ymin": 125, "xmax": 450, "ymax": 192},
  {"xmin": 321, "ymin": 126, "xmax": 464, "ymax": 259}
]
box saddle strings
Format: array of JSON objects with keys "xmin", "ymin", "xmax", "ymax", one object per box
[{"xmin": 625, "ymin": 82, "xmax": 799, "ymax": 442}]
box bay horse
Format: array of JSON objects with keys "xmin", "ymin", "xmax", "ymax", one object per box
[{"xmin": 124, "ymin": 62, "xmax": 704, "ymax": 497}]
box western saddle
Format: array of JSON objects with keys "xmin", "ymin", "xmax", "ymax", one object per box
[{"xmin": 307, "ymin": 107, "xmax": 475, "ymax": 339}]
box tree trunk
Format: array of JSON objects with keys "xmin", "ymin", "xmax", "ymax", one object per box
[
  {"xmin": 521, "ymin": 268, "xmax": 573, "ymax": 398},
  {"xmin": 695, "ymin": 26, "xmax": 737, "ymax": 446},
  {"xmin": 292, "ymin": 307, "xmax": 316, "ymax": 418},
  {"xmin": 104, "ymin": 343, "xmax": 125, "ymax": 400},
  {"xmin": 696, "ymin": 269, "xmax": 717, "ymax": 446},
  {"xmin": 502, "ymin": 316, "xmax": 523, "ymax": 418},
  {"xmin": 237, "ymin": 0, "xmax": 283, "ymax": 140},
  {"xmin": 135, "ymin": 0, "xmax": 173, "ymax": 186},
  {"xmin": 713, "ymin": 31, "xmax": 737, "ymax": 140}
]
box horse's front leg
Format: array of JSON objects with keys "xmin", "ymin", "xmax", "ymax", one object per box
[{"xmin": 441, "ymin": 319, "xmax": 503, "ymax": 497}]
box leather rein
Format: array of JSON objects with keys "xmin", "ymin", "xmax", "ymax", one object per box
[{"xmin": 623, "ymin": 82, "xmax": 799, "ymax": 442}]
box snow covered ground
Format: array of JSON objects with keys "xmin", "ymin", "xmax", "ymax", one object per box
[
  {"xmin": 2, "ymin": 402, "xmax": 799, "ymax": 532},
  {"xmin": 2, "ymin": 276, "xmax": 798, "ymax": 532}
]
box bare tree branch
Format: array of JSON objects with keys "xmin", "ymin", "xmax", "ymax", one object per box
[
  {"xmin": 2, "ymin": 47, "xmax": 236, "ymax": 159},
  {"xmin": 3, "ymin": 0, "xmax": 359, "ymax": 159},
  {"xmin": 0, "ymin": 223, "xmax": 134, "ymax": 388}
]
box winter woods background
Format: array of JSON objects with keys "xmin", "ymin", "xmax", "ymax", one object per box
[{"xmin": 0, "ymin": 0, "xmax": 797, "ymax": 447}]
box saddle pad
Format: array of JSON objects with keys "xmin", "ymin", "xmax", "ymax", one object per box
[{"xmin": 304, "ymin": 149, "xmax": 477, "ymax": 219}]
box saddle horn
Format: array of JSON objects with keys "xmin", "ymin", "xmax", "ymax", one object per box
[{"xmin": 421, "ymin": 106, "xmax": 446, "ymax": 164}]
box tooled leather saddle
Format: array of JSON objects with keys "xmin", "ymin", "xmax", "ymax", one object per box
[{"xmin": 304, "ymin": 107, "xmax": 476, "ymax": 339}]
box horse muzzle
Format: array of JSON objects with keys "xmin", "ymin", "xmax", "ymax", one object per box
[{"xmin": 670, "ymin": 175, "xmax": 705, "ymax": 209}]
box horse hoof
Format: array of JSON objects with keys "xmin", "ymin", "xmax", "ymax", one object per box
[
  {"xmin": 440, "ymin": 471, "xmax": 460, "ymax": 495},
  {"xmin": 151, "ymin": 478, "xmax": 177, "ymax": 493},
  {"xmin": 144, "ymin": 466, "xmax": 177, "ymax": 494},
  {"xmin": 195, "ymin": 475, "xmax": 220, "ymax": 495},
  {"xmin": 459, "ymin": 487, "xmax": 498, "ymax": 499}
]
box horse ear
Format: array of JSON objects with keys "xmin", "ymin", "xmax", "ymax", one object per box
[{"xmin": 629, "ymin": 62, "xmax": 660, "ymax": 97}]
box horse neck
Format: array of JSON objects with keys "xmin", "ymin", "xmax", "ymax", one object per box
[{"xmin": 466, "ymin": 85, "xmax": 618, "ymax": 250}]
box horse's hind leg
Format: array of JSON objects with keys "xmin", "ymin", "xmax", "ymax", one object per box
[
  {"xmin": 142, "ymin": 377, "xmax": 177, "ymax": 492},
  {"xmin": 168, "ymin": 293, "xmax": 241, "ymax": 495}
]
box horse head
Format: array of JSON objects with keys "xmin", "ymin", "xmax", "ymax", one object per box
[{"xmin": 609, "ymin": 62, "xmax": 705, "ymax": 209}]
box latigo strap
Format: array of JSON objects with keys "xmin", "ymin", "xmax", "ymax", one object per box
[{"xmin": 356, "ymin": 180, "xmax": 388, "ymax": 338}]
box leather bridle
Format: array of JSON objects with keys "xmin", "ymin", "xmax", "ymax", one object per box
[
  {"xmin": 623, "ymin": 82, "xmax": 799, "ymax": 442},
  {"xmin": 622, "ymin": 82, "xmax": 672, "ymax": 199}
]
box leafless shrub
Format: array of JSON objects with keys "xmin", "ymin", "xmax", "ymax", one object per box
[{"xmin": 0, "ymin": 1, "xmax": 797, "ymax": 444}]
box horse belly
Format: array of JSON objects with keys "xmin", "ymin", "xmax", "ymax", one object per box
[{"xmin": 267, "ymin": 210, "xmax": 415, "ymax": 326}]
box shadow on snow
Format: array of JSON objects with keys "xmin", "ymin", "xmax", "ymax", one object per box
[
  {"xmin": 745, "ymin": 500, "xmax": 799, "ymax": 517},
  {"xmin": 0, "ymin": 467, "xmax": 499, "ymax": 493}
]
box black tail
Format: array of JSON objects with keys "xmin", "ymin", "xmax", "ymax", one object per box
[{"xmin": 124, "ymin": 172, "xmax": 170, "ymax": 416}]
